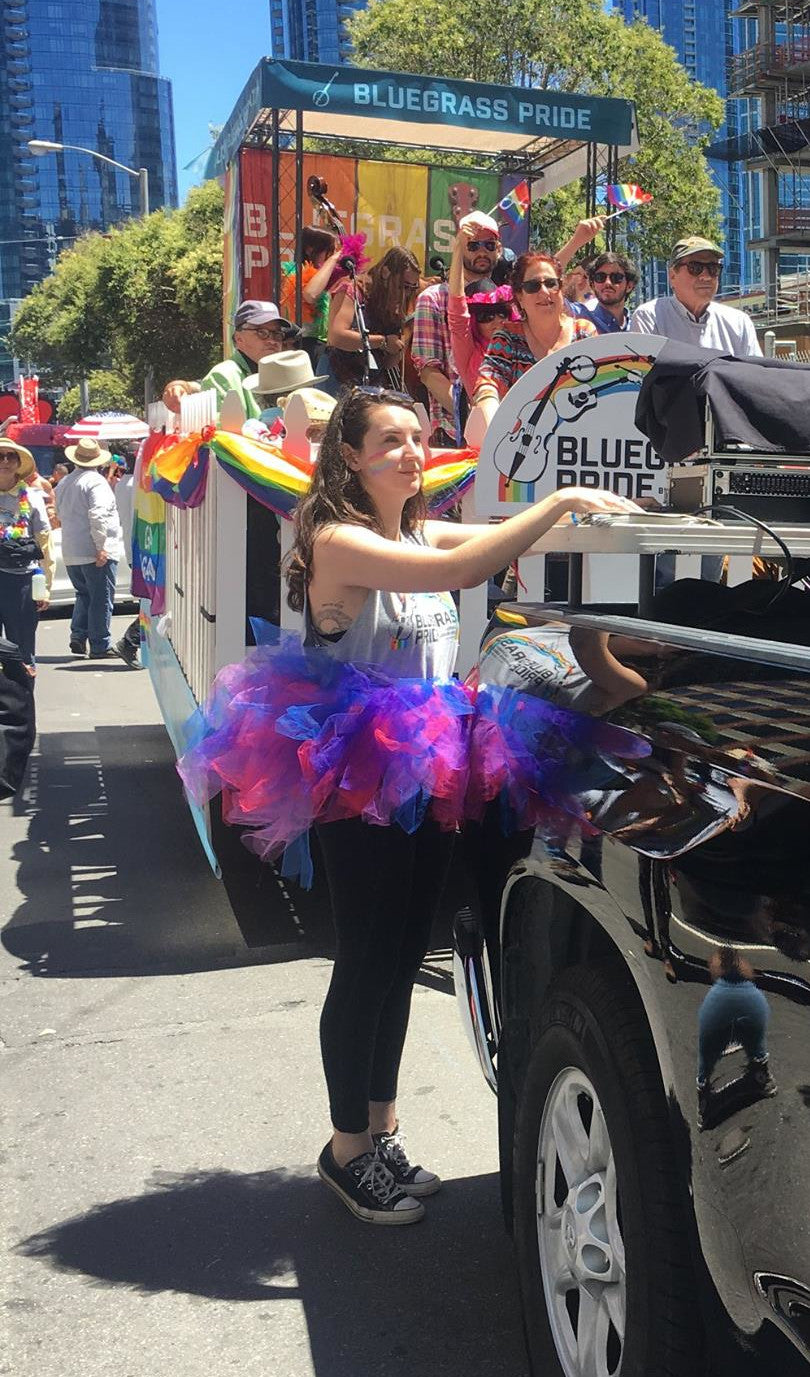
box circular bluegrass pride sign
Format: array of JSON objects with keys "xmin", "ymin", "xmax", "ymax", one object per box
[{"xmin": 474, "ymin": 332, "xmax": 668, "ymax": 516}]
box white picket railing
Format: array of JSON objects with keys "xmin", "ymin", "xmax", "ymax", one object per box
[
  {"xmin": 149, "ymin": 391, "xmax": 246, "ymax": 705},
  {"xmin": 148, "ymin": 389, "xmax": 490, "ymax": 707}
]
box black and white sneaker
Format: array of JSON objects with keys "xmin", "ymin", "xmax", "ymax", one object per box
[
  {"xmin": 115, "ymin": 637, "xmax": 142, "ymax": 669},
  {"xmin": 746, "ymin": 1057, "xmax": 778, "ymax": 1098},
  {"xmin": 373, "ymin": 1127, "xmax": 441, "ymax": 1197},
  {"xmin": 317, "ymin": 1143, "xmax": 425, "ymax": 1224}
]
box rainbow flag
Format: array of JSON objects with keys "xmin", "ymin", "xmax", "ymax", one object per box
[
  {"xmin": 606, "ymin": 184, "xmax": 653, "ymax": 211},
  {"xmin": 496, "ymin": 180, "xmax": 530, "ymax": 227}
]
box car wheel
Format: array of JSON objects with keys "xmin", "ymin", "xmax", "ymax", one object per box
[{"xmin": 513, "ymin": 965, "xmax": 702, "ymax": 1377}]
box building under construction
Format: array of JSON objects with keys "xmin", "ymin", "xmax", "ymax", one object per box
[{"xmin": 712, "ymin": 0, "xmax": 810, "ymax": 345}]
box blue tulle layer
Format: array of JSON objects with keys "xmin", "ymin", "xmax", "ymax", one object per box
[{"xmin": 177, "ymin": 625, "xmax": 651, "ymax": 886}]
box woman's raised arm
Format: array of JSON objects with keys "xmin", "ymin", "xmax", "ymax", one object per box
[{"xmin": 315, "ymin": 488, "xmax": 640, "ymax": 594}]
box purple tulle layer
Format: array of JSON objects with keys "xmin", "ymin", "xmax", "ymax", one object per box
[{"xmin": 177, "ymin": 629, "xmax": 651, "ymax": 876}]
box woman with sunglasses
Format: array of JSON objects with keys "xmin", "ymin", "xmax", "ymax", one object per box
[
  {"xmin": 0, "ymin": 441, "xmax": 53, "ymax": 672},
  {"xmin": 471, "ymin": 251, "xmax": 597, "ymax": 430},
  {"xmin": 179, "ymin": 386, "xmax": 640, "ymax": 1227},
  {"xmin": 447, "ymin": 222, "xmax": 515, "ymax": 398}
]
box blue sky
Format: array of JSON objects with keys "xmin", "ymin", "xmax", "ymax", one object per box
[{"xmin": 156, "ymin": 0, "xmax": 271, "ymax": 202}]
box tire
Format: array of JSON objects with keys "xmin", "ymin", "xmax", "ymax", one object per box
[
  {"xmin": 497, "ymin": 1050, "xmax": 516, "ymax": 1231},
  {"xmin": 513, "ymin": 965, "xmax": 702, "ymax": 1377}
]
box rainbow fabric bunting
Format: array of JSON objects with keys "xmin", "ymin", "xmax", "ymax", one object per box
[
  {"xmin": 133, "ymin": 426, "xmax": 478, "ymax": 617},
  {"xmin": 145, "ymin": 429, "xmax": 479, "ymax": 524},
  {"xmin": 496, "ymin": 180, "xmax": 530, "ymax": 227},
  {"xmin": 606, "ymin": 184, "xmax": 653, "ymax": 211}
]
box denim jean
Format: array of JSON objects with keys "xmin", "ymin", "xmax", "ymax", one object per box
[
  {"xmin": 697, "ymin": 978, "xmax": 769, "ymax": 1084},
  {"xmin": 0, "ymin": 569, "xmax": 37, "ymax": 665},
  {"xmin": 66, "ymin": 560, "xmax": 117, "ymax": 653},
  {"xmin": 121, "ymin": 614, "xmax": 140, "ymax": 650}
]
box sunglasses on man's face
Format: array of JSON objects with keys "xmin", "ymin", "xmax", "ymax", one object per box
[
  {"xmin": 591, "ymin": 271, "xmax": 627, "ymax": 285},
  {"xmin": 521, "ymin": 277, "xmax": 561, "ymax": 294},
  {"xmin": 0, "ymin": 454, "xmax": 20, "ymax": 465},
  {"xmin": 683, "ymin": 260, "xmax": 722, "ymax": 278},
  {"xmin": 467, "ymin": 239, "xmax": 499, "ymax": 253}
]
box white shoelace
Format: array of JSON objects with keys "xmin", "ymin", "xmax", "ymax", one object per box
[
  {"xmin": 380, "ymin": 1129, "xmax": 410, "ymax": 1172},
  {"xmin": 355, "ymin": 1152, "xmax": 399, "ymax": 1203}
]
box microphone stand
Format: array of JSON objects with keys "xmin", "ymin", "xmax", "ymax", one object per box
[{"xmin": 343, "ymin": 257, "xmax": 377, "ymax": 385}]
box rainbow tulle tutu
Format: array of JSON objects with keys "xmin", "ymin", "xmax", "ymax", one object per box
[{"xmin": 177, "ymin": 626, "xmax": 651, "ymax": 885}]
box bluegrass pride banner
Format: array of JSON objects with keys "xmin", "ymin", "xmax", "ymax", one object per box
[
  {"xmin": 237, "ymin": 148, "xmax": 531, "ymax": 300},
  {"xmin": 475, "ymin": 333, "xmax": 669, "ymax": 514}
]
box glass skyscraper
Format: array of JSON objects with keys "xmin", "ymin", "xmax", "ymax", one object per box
[
  {"xmin": 612, "ymin": 0, "xmax": 749, "ymax": 291},
  {"xmin": 269, "ymin": 0, "xmax": 367, "ymax": 64},
  {"xmin": 0, "ymin": 0, "xmax": 177, "ymax": 328}
]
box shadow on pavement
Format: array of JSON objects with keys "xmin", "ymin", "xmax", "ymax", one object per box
[
  {"xmin": 1, "ymin": 721, "xmax": 467, "ymax": 987},
  {"xmin": 16, "ymin": 1165, "xmax": 527, "ymax": 1375},
  {"xmin": 1, "ymin": 722, "xmax": 329, "ymax": 978}
]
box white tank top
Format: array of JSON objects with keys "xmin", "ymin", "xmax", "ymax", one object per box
[{"xmin": 304, "ymin": 533, "xmax": 459, "ymax": 680}]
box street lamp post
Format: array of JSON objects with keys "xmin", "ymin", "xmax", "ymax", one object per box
[
  {"xmin": 27, "ymin": 140, "xmax": 149, "ymax": 217},
  {"xmin": 27, "ymin": 139, "xmax": 151, "ymax": 409}
]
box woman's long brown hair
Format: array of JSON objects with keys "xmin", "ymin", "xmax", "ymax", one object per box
[
  {"xmin": 285, "ymin": 389, "xmax": 427, "ymax": 613},
  {"xmin": 364, "ymin": 246, "xmax": 420, "ymax": 335}
]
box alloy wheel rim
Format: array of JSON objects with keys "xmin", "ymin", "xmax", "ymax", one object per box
[{"xmin": 536, "ymin": 1067, "xmax": 626, "ymax": 1377}]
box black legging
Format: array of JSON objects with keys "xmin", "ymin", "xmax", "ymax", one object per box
[{"xmin": 315, "ymin": 816, "xmax": 455, "ymax": 1134}]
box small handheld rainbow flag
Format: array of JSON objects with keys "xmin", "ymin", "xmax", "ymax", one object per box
[
  {"xmin": 495, "ymin": 180, "xmax": 531, "ymax": 227},
  {"xmin": 606, "ymin": 184, "xmax": 653, "ymax": 211}
]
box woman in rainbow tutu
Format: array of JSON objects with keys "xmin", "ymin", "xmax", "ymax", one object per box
[{"xmin": 179, "ymin": 386, "xmax": 641, "ymax": 1225}]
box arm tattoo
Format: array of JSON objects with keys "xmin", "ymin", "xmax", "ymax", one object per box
[{"xmin": 313, "ymin": 602, "xmax": 354, "ymax": 635}]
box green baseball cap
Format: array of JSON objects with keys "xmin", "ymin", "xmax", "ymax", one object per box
[{"xmin": 670, "ymin": 235, "xmax": 724, "ymax": 265}]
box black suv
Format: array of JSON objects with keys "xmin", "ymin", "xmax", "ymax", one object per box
[{"xmin": 455, "ymin": 600, "xmax": 810, "ymax": 1377}]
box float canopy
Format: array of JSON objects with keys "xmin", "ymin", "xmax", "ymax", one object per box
[{"xmin": 208, "ymin": 59, "xmax": 638, "ymax": 195}]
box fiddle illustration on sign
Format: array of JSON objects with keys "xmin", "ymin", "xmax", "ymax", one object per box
[{"xmin": 476, "ymin": 333, "xmax": 669, "ymax": 515}]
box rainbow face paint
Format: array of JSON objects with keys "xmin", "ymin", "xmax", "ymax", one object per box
[{"xmin": 365, "ymin": 446, "xmax": 424, "ymax": 476}]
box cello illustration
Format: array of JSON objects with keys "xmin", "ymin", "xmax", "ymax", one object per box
[{"xmin": 494, "ymin": 355, "xmax": 599, "ymax": 484}]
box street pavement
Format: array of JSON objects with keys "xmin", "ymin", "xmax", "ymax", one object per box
[{"xmin": 2, "ymin": 613, "xmax": 530, "ymax": 1377}]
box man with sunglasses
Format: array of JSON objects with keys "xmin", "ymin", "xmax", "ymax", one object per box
[
  {"xmin": 567, "ymin": 252, "xmax": 638, "ymax": 334},
  {"xmin": 414, "ymin": 212, "xmax": 606, "ymax": 444},
  {"xmin": 413, "ymin": 213, "xmax": 503, "ymax": 445},
  {"xmin": 629, "ymin": 236, "xmax": 762, "ymax": 357},
  {"xmin": 161, "ymin": 300, "xmax": 302, "ymax": 418}
]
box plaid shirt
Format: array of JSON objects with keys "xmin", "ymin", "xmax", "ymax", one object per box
[{"xmin": 411, "ymin": 280, "xmax": 457, "ymax": 435}]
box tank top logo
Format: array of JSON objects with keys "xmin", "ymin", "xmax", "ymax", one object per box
[
  {"xmin": 389, "ymin": 616, "xmax": 413, "ymax": 651},
  {"xmin": 387, "ymin": 591, "xmax": 458, "ymax": 653}
]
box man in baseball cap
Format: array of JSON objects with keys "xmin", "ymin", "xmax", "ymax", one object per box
[
  {"xmin": 162, "ymin": 300, "xmax": 301, "ymax": 419},
  {"xmin": 630, "ymin": 233, "xmax": 761, "ymax": 357}
]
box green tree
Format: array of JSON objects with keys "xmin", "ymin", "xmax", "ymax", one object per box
[
  {"xmin": 8, "ymin": 231, "xmax": 110, "ymax": 382},
  {"xmin": 56, "ymin": 369, "xmax": 139, "ymax": 424},
  {"xmin": 349, "ymin": 0, "xmax": 724, "ymax": 266},
  {"xmin": 9, "ymin": 180, "xmax": 225, "ymax": 396}
]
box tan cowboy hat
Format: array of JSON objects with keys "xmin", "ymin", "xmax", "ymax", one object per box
[
  {"xmin": 244, "ymin": 349, "xmax": 328, "ymax": 399},
  {"xmin": 283, "ymin": 388, "xmax": 336, "ymax": 425},
  {"xmin": 65, "ymin": 437, "xmax": 113, "ymax": 468},
  {"xmin": 0, "ymin": 439, "xmax": 35, "ymax": 481}
]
